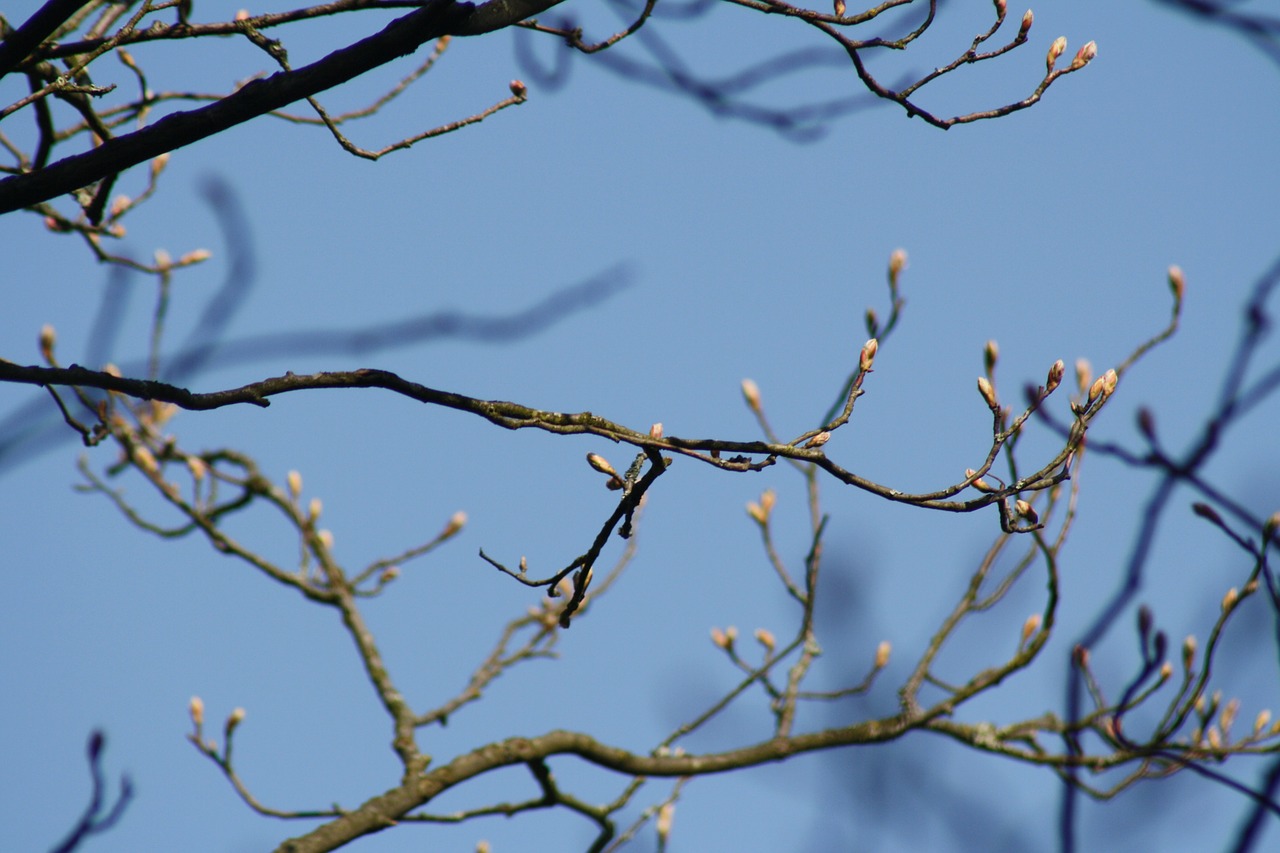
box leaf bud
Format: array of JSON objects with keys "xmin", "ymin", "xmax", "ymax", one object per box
[
  {"xmin": 1046, "ymin": 36, "xmax": 1067, "ymax": 73},
  {"xmin": 1019, "ymin": 9, "xmax": 1033, "ymax": 36},
  {"xmin": 1070, "ymin": 40, "xmax": 1097, "ymax": 69},
  {"xmin": 754, "ymin": 628, "xmax": 776, "ymax": 653},
  {"xmin": 509, "ymin": 79, "xmax": 527, "ymax": 99},
  {"xmin": 1168, "ymin": 265, "xmax": 1185, "ymax": 303},
  {"xmin": 189, "ymin": 696, "xmax": 205, "ymax": 727},
  {"xmin": 860, "ymin": 338, "xmax": 878, "ymax": 372},
  {"xmin": 741, "ymin": 379, "xmax": 762, "ymax": 412},
  {"xmin": 1045, "ymin": 359, "xmax": 1064, "ymax": 394},
  {"xmin": 875, "ymin": 640, "xmax": 891, "ymax": 668},
  {"xmin": 977, "ymin": 376, "xmax": 998, "ymax": 409}
]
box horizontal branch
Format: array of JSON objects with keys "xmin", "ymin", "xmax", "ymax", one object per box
[{"xmin": 1, "ymin": 359, "xmax": 1068, "ymax": 509}]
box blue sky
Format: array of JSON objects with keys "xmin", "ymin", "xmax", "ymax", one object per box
[{"xmin": 3, "ymin": 2, "xmax": 1280, "ymax": 851}]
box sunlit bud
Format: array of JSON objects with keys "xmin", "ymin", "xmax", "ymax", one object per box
[
  {"xmin": 1046, "ymin": 36, "xmax": 1067, "ymax": 73},
  {"xmin": 759, "ymin": 489, "xmax": 776, "ymax": 514},
  {"xmin": 1167, "ymin": 265, "xmax": 1185, "ymax": 303},
  {"xmin": 586, "ymin": 453, "xmax": 616, "ymax": 476},
  {"xmin": 1021, "ymin": 613, "xmax": 1041, "ymax": 646},
  {"xmin": 1244, "ymin": 579, "xmax": 1258, "ymax": 597},
  {"xmin": 977, "ymin": 376, "xmax": 998, "ymax": 409},
  {"xmin": 110, "ymin": 195, "xmax": 131, "ymax": 217},
  {"xmin": 1255, "ymin": 710, "xmax": 1272, "ymax": 736},
  {"xmin": 45, "ymin": 216, "xmax": 62, "ymax": 231},
  {"xmin": 519, "ymin": 555, "xmax": 528, "ymax": 574},
  {"xmin": 226, "ymin": 707, "xmax": 246, "ymax": 735},
  {"xmin": 1045, "ymin": 359, "xmax": 1064, "ymax": 394},
  {"xmin": 804, "ymin": 431, "xmax": 831, "ymax": 449},
  {"xmin": 38, "ymin": 324, "xmax": 56, "ymax": 362},
  {"xmin": 755, "ymin": 628, "xmax": 776, "ymax": 653},
  {"xmin": 441, "ymin": 510, "xmax": 467, "ymax": 537},
  {"xmin": 1221, "ymin": 698, "xmax": 1240, "ymax": 734},
  {"xmin": 154, "ymin": 249, "xmax": 172, "ymax": 270},
  {"xmin": 1075, "ymin": 359, "xmax": 1092, "ymax": 395},
  {"xmin": 875, "ymin": 640, "xmax": 891, "ymax": 668},
  {"xmin": 186, "ymin": 457, "xmax": 207, "ymax": 482},
  {"xmin": 888, "ymin": 248, "xmax": 907, "ymax": 284},
  {"xmin": 1207, "ymin": 726, "xmax": 1222, "ymax": 750},
  {"xmin": 118, "ymin": 49, "xmax": 139, "ymax": 71},
  {"xmin": 656, "ymin": 802, "xmax": 675, "ymax": 842},
  {"xmin": 1183, "ymin": 635, "xmax": 1197, "ymax": 670},
  {"xmin": 994, "ymin": 0, "xmax": 1007, "ymax": 16},
  {"xmin": 107, "ymin": 224, "xmax": 126, "ymax": 238},
  {"xmin": 509, "ymin": 79, "xmax": 527, "ymax": 99},
  {"xmin": 1101, "ymin": 369, "xmax": 1117, "ymax": 398},
  {"xmin": 1070, "ymin": 40, "xmax": 1097, "ymax": 69},
  {"xmin": 189, "ymin": 696, "xmax": 204, "ymax": 727},
  {"xmin": 834, "ymin": 0, "xmax": 845, "ymax": 16},
  {"xmin": 1016, "ymin": 499, "xmax": 1039, "ymax": 524},
  {"xmin": 741, "ymin": 378, "xmax": 762, "ymax": 412},
  {"xmin": 133, "ymin": 446, "xmax": 158, "ymax": 474},
  {"xmin": 1159, "ymin": 661, "xmax": 1172, "ymax": 680},
  {"xmin": 379, "ymin": 566, "xmax": 400, "ymax": 583},
  {"xmin": 317, "ymin": 529, "xmax": 334, "ymax": 550},
  {"xmin": 860, "ymin": 338, "xmax": 878, "ymax": 372},
  {"xmin": 983, "ymin": 340, "xmax": 999, "ymax": 376},
  {"xmin": 1264, "ymin": 510, "xmax": 1280, "ymax": 538},
  {"xmin": 1086, "ymin": 376, "xmax": 1106, "ymax": 408},
  {"xmin": 1073, "ymin": 645, "xmax": 1090, "ymax": 668},
  {"xmin": 1222, "ymin": 587, "xmax": 1238, "ymax": 612},
  {"xmin": 746, "ymin": 501, "xmax": 768, "ymax": 525},
  {"xmin": 476, "ymin": 841, "xmax": 491, "ymax": 853},
  {"xmin": 711, "ymin": 627, "xmax": 728, "ymax": 649},
  {"xmin": 649, "ymin": 422, "xmax": 663, "ymax": 439},
  {"xmin": 966, "ymin": 469, "xmax": 993, "ymax": 492},
  {"xmin": 865, "ymin": 308, "xmax": 879, "ymax": 337},
  {"xmin": 287, "ymin": 470, "xmax": 303, "ymax": 498},
  {"xmin": 235, "ymin": 10, "xmax": 250, "ymax": 22},
  {"xmin": 179, "ymin": 249, "xmax": 212, "ymax": 265},
  {"xmin": 150, "ymin": 152, "xmax": 170, "ymax": 178},
  {"xmin": 725, "ymin": 626, "xmax": 738, "ymax": 644},
  {"xmin": 1019, "ymin": 9, "xmax": 1033, "ymax": 36},
  {"xmin": 308, "ymin": 497, "xmax": 322, "ymax": 521}
]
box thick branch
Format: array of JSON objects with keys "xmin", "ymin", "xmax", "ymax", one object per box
[{"xmin": 0, "ymin": 0, "xmax": 569, "ymax": 213}]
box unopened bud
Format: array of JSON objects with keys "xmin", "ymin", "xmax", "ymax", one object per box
[
  {"xmin": 1021, "ymin": 613, "xmax": 1041, "ymax": 647},
  {"xmin": 39, "ymin": 324, "xmax": 56, "ymax": 362},
  {"xmin": 509, "ymin": 79, "xmax": 527, "ymax": 99},
  {"xmin": 755, "ymin": 628, "xmax": 776, "ymax": 653},
  {"xmin": 741, "ymin": 379, "xmax": 762, "ymax": 412},
  {"xmin": 235, "ymin": 9, "xmax": 250, "ymax": 21},
  {"xmin": 1167, "ymin": 265, "xmax": 1185, "ymax": 302},
  {"xmin": 1016, "ymin": 499, "xmax": 1039, "ymax": 524},
  {"xmin": 1043, "ymin": 359, "xmax": 1064, "ymax": 394},
  {"xmin": 649, "ymin": 422, "xmax": 663, "ymax": 439},
  {"xmin": 1019, "ymin": 9, "xmax": 1033, "ymax": 36},
  {"xmin": 1046, "ymin": 36, "xmax": 1067, "ymax": 73},
  {"xmin": 711, "ymin": 627, "xmax": 729, "ymax": 649},
  {"xmin": 1086, "ymin": 375, "xmax": 1106, "ymax": 408},
  {"xmin": 983, "ymin": 340, "xmax": 999, "ymax": 376},
  {"xmin": 656, "ymin": 802, "xmax": 675, "ymax": 842},
  {"xmin": 860, "ymin": 338, "xmax": 878, "ymax": 372},
  {"xmin": 746, "ymin": 501, "xmax": 768, "ymax": 525},
  {"xmin": 1264, "ymin": 510, "xmax": 1280, "ymax": 538},
  {"xmin": 1101, "ymin": 369, "xmax": 1117, "ymax": 398},
  {"xmin": 1074, "ymin": 645, "xmax": 1090, "ymax": 668},
  {"xmin": 804, "ymin": 431, "xmax": 831, "ymax": 449},
  {"xmin": 189, "ymin": 696, "xmax": 205, "ymax": 727},
  {"xmin": 110, "ymin": 195, "xmax": 131, "ymax": 218},
  {"xmin": 888, "ymin": 248, "xmax": 907, "ymax": 284},
  {"xmin": 1222, "ymin": 587, "xmax": 1238, "ymax": 612},
  {"xmin": 834, "ymin": 0, "xmax": 846, "ymax": 16},
  {"xmin": 759, "ymin": 489, "xmax": 776, "ymax": 514},
  {"xmin": 186, "ymin": 457, "xmax": 207, "ymax": 482},
  {"xmin": 317, "ymin": 529, "xmax": 334, "ymax": 550},
  {"xmin": 1075, "ymin": 359, "xmax": 1092, "ymax": 396},
  {"xmin": 379, "ymin": 566, "xmax": 400, "ymax": 584},
  {"xmin": 977, "ymin": 376, "xmax": 998, "ymax": 409},
  {"xmin": 133, "ymin": 446, "xmax": 158, "ymax": 474},
  {"xmin": 287, "ymin": 470, "xmax": 303, "ymax": 498},
  {"xmin": 1255, "ymin": 710, "xmax": 1272, "ymax": 736},
  {"xmin": 154, "ymin": 248, "xmax": 172, "ymax": 270},
  {"xmin": 1071, "ymin": 40, "xmax": 1097, "ymax": 69},
  {"xmin": 1221, "ymin": 698, "xmax": 1240, "ymax": 734},
  {"xmin": 994, "ymin": 0, "xmax": 1007, "ymax": 16},
  {"xmin": 226, "ymin": 707, "xmax": 246, "ymax": 735},
  {"xmin": 443, "ymin": 510, "xmax": 468, "ymax": 537},
  {"xmin": 1207, "ymin": 725, "xmax": 1222, "ymax": 750},
  {"xmin": 179, "ymin": 248, "xmax": 212, "ymax": 265},
  {"xmin": 1183, "ymin": 635, "xmax": 1197, "ymax": 670},
  {"xmin": 1159, "ymin": 661, "xmax": 1173, "ymax": 680},
  {"xmin": 875, "ymin": 640, "xmax": 891, "ymax": 668},
  {"xmin": 586, "ymin": 453, "xmax": 617, "ymax": 478},
  {"xmin": 865, "ymin": 308, "xmax": 879, "ymax": 337},
  {"xmin": 308, "ymin": 497, "xmax": 322, "ymax": 521},
  {"xmin": 151, "ymin": 152, "xmax": 170, "ymax": 178}
]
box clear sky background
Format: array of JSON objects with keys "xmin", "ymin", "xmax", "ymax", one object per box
[{"xmin": 3, "ymin": 1, "xmax": 1280, "ymax": 851}]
